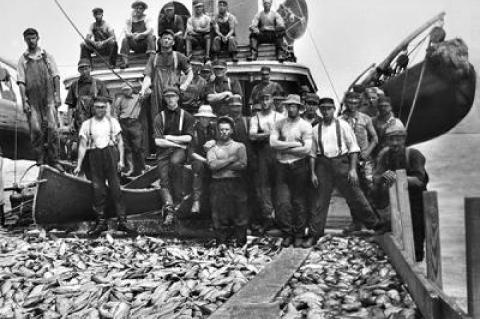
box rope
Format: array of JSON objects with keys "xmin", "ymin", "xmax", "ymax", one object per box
[{"xmin": 406, "ymin": 59, "xmax": 427, "ymax": 130}]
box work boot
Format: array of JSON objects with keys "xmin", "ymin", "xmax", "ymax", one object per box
[
  {"xmin": 281, "ymin": 236, "xmax": 293, "ymax": 248},
  {"xmin": 234, "ymin": 226, "xmax": 247, "ymax": 247},
  {"xmin": 302, "ymin": 236, "xmax": 317, "ymax": 249},
  {"xmin": 191, "ymin": 200, "xmax": 200, "ymax": 214},
  {"xmin": 119, "ymin": 56, "xmax": 129, "ymax": 69},
  {"xmin": 117, "ymin": 218, "xmax": 137, "ymax": 235},
  {"xmin": 247, "ymin": 50, "xmax": 258, "ymax": 61},
  {"xmin": 87, "ymin": 219, "xmax": 108, "ymax": 237},
  {"xmin": 162, "ymin": 205, "xmax": 176, "ymax": 226},
  {"xmin": 293, "ymin": 237, "xmax": 304, "ymax": 248}
]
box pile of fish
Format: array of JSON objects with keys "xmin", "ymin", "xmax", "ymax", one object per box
[
  {"xmin": 278, "ymin": 235, "xmax": 420, "ymax": 319},
  {"xmin": 0, "ymin": 229, "xmax": 282, "ymax": 318}
]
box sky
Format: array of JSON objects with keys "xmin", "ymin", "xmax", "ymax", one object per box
[{"xmin": 0, "ymin": 0, "xmax": 479, "ymax": 100}]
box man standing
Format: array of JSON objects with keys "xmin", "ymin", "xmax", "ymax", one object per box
[
  {"xmin": 17, "ymin": 28, "xmax": 63, "ymax": 171},
  {"xmin": 373, "ymin": 121, "xmax": 428, "ymax": 262},
  {"xmin": 372, "ymin": 96, "xmax": 402, "ymax": 158},
  {"xmin": 113, "ymin": 83, "xmax": 145, "ymax": 176},
  {"xmin": 270, "ymin": 94, "xmax": 312, "ymax": 247},
  {"xmin": 141, "ymin": 30, "xmax": 193, "ymax": 119},
  {"xmin": 65, "ymin": 59, "xmax": 109, "ymax": 133},
  {"xmin": 249, "ymin": 92, "xmax": 284, "ymax": 233},
  {"xmin": 341, "ymin": 91, "xmax": 378, "ymax": 232},
  {"xmin": 180, "ymin": 61, "xmax": 207, "ymax": 114},
  {"xmin": 302, "ymin": 93, "xmax": 321, "ymax": 127},
  {"xmin": 248, "ymin": 0, "xmax": 286, "ymax": 62},
  {"xmin": 206, "ymin": 61, "xmax": 242, "ymax": 117},
  {"xmin": 74, "ymin": 96, "xmax": 135, "ymax": 236},
  {"xmin": 249, "ymin": 66, "xmax": 284, "ymax": 111},
  {"xmin": 212, "ymin": 0, "xmax": 238, "ymax": 62},
  {"xmin": 191, "ymin": 105, "xmax": 217, "ymax": 214},
  {"xmin": 207, "ymin": 116, "xmax": 248, "ymax": 246},
  {"xmin": 120, "ymin": 1, "xmax": 155, "ymax": 69},
  {"xmin": 153, "ymin": 86, "xmax": 195, "ymax": 225},
  {"xmin": 157, "ymin": 2, "xmax": 185, "ymax": 52},
  {"xmin": 185, "ymin": 0, "xmax": 212, "ymax": 62},
  {"xmin": 308, "ymin": 98, "xmax": 382, "ymax": 247},
  {"xmin": 80, "ymin": 8, "xmax": 118, "ymax": 68}
]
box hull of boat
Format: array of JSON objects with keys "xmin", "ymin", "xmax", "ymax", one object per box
[
  {"xmin": 0, "ymin": 100, "xmax": 34, "ymax": 160},
  {"xmin": 382, "ymin": 60, "xmax": 476, "ymax": 145},
  {"xmin": 33, "ymin": 166, "xmax": 163, "ymax": 224}
]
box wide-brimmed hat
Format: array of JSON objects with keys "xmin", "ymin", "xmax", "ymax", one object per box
[
  {"xmin": 385, "ymin": 119, "xmax": 407, "ymax": 136},
  {"xmin": 194, "ymin": 105, "xmax": 217, "ymax": 118},
  {"xmin": 131, "ymin": 1, "xmax": 148, "ymax": 9},
  {"xmin": 283, "ymin": 94, "xmax": 302, "ymax": 106}
]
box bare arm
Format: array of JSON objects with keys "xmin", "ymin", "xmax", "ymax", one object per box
[
  {"xmin": 164, "ymin": 134, "xmax": 192, "ymax": 144},
  {"xmin": 180, "ymin": 68, "xmax": 194, "ymax": 91},
  {"xmin": 116, "ymin": 134, "xmax": 125, "ymax": 166},
  {"xmin": 155, "ymin": 138, "xmax": 187, "ymax": 149},
  {"xmin": 226, "ymin": 16, "xmax": 235, "ymax": 38},
  {"xmin": 140, "ymin": 76, "xmax": 152, "ymax": 95},
  {"xmin": 269, "ymin": 123, "xmax": 302, "ymax": 150},
  {"xmin": 364, "ymin": 119, "xmax": 378, "ymax": 158},
  {"xmin": 207, "ymin": 91, "xmax": 232, "ymax": 103},
  {"xmin": 207, "ymin": 150, "xmax": 236, "ymax": 171},
  {"xmin": 74, "ymin": 137, "xmax": 88, "ymax": 173},
  {"xmin": 226, "ymin": 145, "xmax": 247, "ymax": 171}
]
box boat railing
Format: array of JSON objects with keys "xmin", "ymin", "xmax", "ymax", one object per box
[{"xmin": 376, "ymin": 169, "xmax": 471, "ymax": 319}]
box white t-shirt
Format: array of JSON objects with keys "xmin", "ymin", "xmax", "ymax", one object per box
[
  {"xmin": 311, "ymin": 118, "xmax": 360, "ymax": 158},
  {"xmin": 79, "ymin": 116, "xmax": 121, "ymax": 149},
  {"xmin": 249, "ymin": 111, "xmax": 284, "ymax": 135}
]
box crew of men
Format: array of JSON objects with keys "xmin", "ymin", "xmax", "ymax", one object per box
[{"xmin": 15, "ymin": 1, "xmax": 428, "ymax": 262}]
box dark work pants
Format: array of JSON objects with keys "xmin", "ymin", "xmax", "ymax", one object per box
[
  {"xmin": 352, "ymin": 158, "xmax": 375, "ymax": 226},
  {"xmin": 29, "ymin": 104, "xmax": 59, "ymax": 165},
  {"xmin": 88, "ymin": 146, "xmax": 125, "ymax": 220},
  {"xmin": 410, "ymin": 191, "xmax": 426, "ymax": 260},
  {"xmin": 274, "ymin": 158, "xmax": 309, "ymax": 238},
  {"xmin": 120, "ymin": 118, "xmax": 145, "ymax": 174},
  {"xmin": 80, "ymin": 40, "xmax": 118, "ymax": 66},
  {"xmin": 156, "ymin": 148, "xmax": 186, "ymax": 204},
  {"xmin": 212, "ymin": 36, "xmax": 238, "ymax": 54},
  {"xmin": 310, "ymin": 156, "xmax": 379, "ymax": 239},
  {"xmin": 253, "ymin": 143, "xmax": 277, "ymax": 225},
  {"xmin": 120, "ymin": 34, "xmax": 156, "ymax": 56},
  {"xmin": 250, "ymin": 30, "xmax": 285, "ymax": 52},
  {"xmin": 210, "ymin": 178, "xmax": 249, "ymax": 242}
]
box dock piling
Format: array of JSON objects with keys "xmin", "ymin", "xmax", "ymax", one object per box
[
  {"xmin": 465, "ymin": 197, "xmax": 480, "ymax": 318},
  {"xmin": 424, "ymin": 191, "xmax": 443, "ymax": 288}
]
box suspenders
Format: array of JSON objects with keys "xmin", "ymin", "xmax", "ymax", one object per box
[
  {"xmin": 317, "ymin": 119, "xmax": 343, "ymax": 157},
  {"xmin": 160, "ymin": 109, "xmax": 185, "ymax": 134},
  {"xmin": 86, "ymin": 117, "xmax": 116, "ymax": 149}
]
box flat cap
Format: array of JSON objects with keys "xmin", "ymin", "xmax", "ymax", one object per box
[
  {"xmin": 23, "ymin": 28, "xmax": 39, "ymax": 37},
  {"xmin": 92, "ymin": 7, "xmax": 103, "ymax": 14},
  {"xmin": 163, "ymin": 86, "xmax": 180, "ymax": 96},
  {"xmin": 212, "ymin": 60, "xmax": 227, "ymax": 69},
  {"xmin": 217, "ymin": 116, "xmax": 235, "ymax": 127},
  {"xmin": 260, "ymin": 66, "xmax": 271, "ymax": 74},
  {"xmin": 160, "ymin": 29, "xmax": 175, "ymax": 38},
  {"xmin": 93, "ymin": 96, "xmax": 112, "ymax": 104},
  {"xmin": 164, "ymin": 2, "xmax": 175, "ymax": 10},
  {"xmin": 318, "ymin": 97, "xmax": 335, "ymax": 107},
  {"xmin": 193, "ymin": 0, "xmax": 204, "ymax": 7},
  {"xmin": 131, "ymin": 1, "xmax": 148, "ymax": 9},
  {"xmin": 345, "ymin": 91, "xmax": 361, "ymax": 100}
]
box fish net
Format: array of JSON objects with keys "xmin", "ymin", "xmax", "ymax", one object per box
[{"xmin": 429, "ymin": 38, "xmax": 472, "ymax": 80}]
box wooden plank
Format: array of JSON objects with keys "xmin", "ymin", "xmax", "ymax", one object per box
[
  {"xmin": 396, "ymin": 169, "xmax": 416, "ymax": 262},
  {"xmin": 123, "ymin": 164, "xmax": 159, "ymax": 189},
  {"xmin": 210, "ymin": 248, "xmax": 311, "ymax": 319},
  {"xmin": 377, "ymin": 234, "xmax": 471, "ymax": 319},
  {"xmin": 465, "ymin": 197, "xmax": 480, "ymax": 318},
  {"xmin": 389, "ymin": 181, "xmax": 404, "ymax": 248},
  {"xmin": 424, "ymin": 191, "xmax": 443, "ymax": 288}
]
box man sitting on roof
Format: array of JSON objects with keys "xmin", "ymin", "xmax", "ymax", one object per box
[
  {"xmin": 186, "ymin": 0, "xmax": 211, "ymax": 63},
  {"xmin": 248, "ymin": 0, "xmax": 286, "ymax": 62},
  {"xmin": 81, "ymin": 8, "xmax": 118, "ymax": 68},
  {"xmin": 212, "ymin": 0, "xmax": 238, "ymax": 62},
  {"xmin": 119, "ymin": 1, "xmax": 155, "ymax": 69},
  {"xmin": 157, "ymin": 2, "xmax": 186, "ymax": 53}
]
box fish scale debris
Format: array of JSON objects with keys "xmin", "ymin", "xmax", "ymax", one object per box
[
  {"xmin": 0, "ymin": 229, "xmax": 281, "ymax": 318},
  {"xmin": 278, "ymin": 235, "xmax": 421, "ymax": 319}
]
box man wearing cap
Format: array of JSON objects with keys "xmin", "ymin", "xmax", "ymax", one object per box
[
  {"xmin": 212, "ymin": 0, "xmax": 238, "ymax": 62},
  {"xmin": 249, "ymin": 66, "xmax": 284, "ymax": 111},
  {"xmin": 341, "ymin": 91, "xmax": 378, "ymax": 232},
  {"xmin": 359, "ymin": 87, "xmax": 380, "ymax": 117},
  {"xmin": 206, "ymin": 61, "xmax": 242, "ymax": 117},
  {"xmin": 120, "ymin": 1, "xmax": 155, "ymax": 69},
  {"xmin": 153, "ymin": 86, "xmax": 196, "ymax": 225},
  {"xmin": 186, "ymin": 0, "xmax": 212, "ymax": 62},
  {"xmin": 17, "ymin": 28, "xmax": 63, "ymax": 171},
  {"xmin": 249, "ymin": 91, "xmax": 284, "ymax": 234},
  {"xmin": 81, "ymin": 8, "xmax": 118, "ymax": 68},
  {"xmin": 157, "ymin": 2, "xmax": 185, "ymax": 52},
  {"xmin": 270, "ymin": 94, "xmax": 312, "ymax": 247},
  {"xmin": 180, "ymin": 61, "xmax": 207, "ymax": 114},
  {"xmin": 372, "ymin": 96, "xmax": 402, "ymax": 158},
  {"xmin": 65, "ymin": 59, "xmax": 109, "ymax": 134},
  {"xmin": 207, "ymin": 116, "xmax": 248, "ymax": 246},
  {"xmin": 308, "ymin": 98, "xmax": 382, "ymax": 247},
  {"xmin": 190, "ymin": 105, "xmax": 217, "ymax": 214},
  {"xmin": 74, "ymin": 96, "xmax": 135, "ymax": 236},
  {"xmin": 113, "ymin": 83, "xmax": 145, "ymax": 176},
  {"xmin": 373, "ymin": 121, "xmax": 428, "ymax": 262},
  {"xmin": 302, "ymin": 93, "xmax": 321, "ymax": 126},
  {"xmin": 248, "ymin": 0, "xmax": 286, "ymax": 62},
  {"xmin": 141, "ymin": 29, "xmax": 192, "ymax": 120}
]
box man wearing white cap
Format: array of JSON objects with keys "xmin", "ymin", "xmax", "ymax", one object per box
[
  {"xmin": 113, "ymin": 82, "xmax": 145, "ymax": 176},
  {"xmin": 373, "ymin": 121, "xmax": 428, "ymax": 262},
  {"xmin": 190, "ymin": 105, "xmax": 217, "ymax": 213}
]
